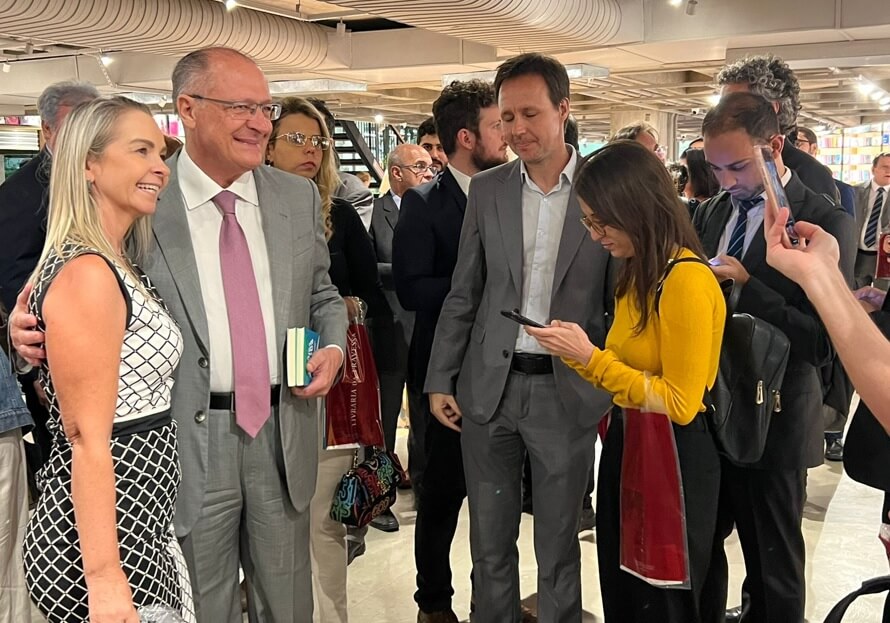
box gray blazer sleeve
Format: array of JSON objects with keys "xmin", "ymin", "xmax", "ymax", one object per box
[
  {"xmin": 308, "ymin": 186, "xmax": 348, "ymax": 354},
  {"xmin": 423, "ymin": 182, "xmax": 485, "ymax": 395}
]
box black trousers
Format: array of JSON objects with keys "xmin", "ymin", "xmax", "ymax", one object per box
[
  {"xmin": 700, "ymin": 460, "xmax": 807, "ymax": 623},
  {"xmin": 597, "ymin": 411, "xmax": 721, "ymax": 623},
  {"xmin": 414, "ymin": 415, "xmax": 467, "ymax": 613}
]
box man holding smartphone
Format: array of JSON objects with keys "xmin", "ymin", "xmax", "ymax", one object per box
[
  {"xmin": 424, "ymin": 53, "xmax": 614, "ymax": 623},
  {"xmin": 695, "ymin": 92, "xmax": 854, "ymax": 623}
]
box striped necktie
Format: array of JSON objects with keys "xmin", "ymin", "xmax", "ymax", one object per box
[
  {"xmin": 864, "ymin": 187, "xmax": 886, "ymax": 249},
  {"xmin": 726, "ymin": 197, "xmax": 761, "ymax": 260}
]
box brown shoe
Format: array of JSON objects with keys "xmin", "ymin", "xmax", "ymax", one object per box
[
  {"xmin": 520, "ymin": 605, "xmax": 538, "ymax": 623},
  {"xmin": 417, "ymin": 609, "xmax": 459, "ymax": 623}
]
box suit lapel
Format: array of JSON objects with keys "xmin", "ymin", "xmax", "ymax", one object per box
[
  {"xmin": 702, "ymin": 193, "xmax": 733, "ymax": 258},
  {"xmin": 383, "ymin": 193, "xmax": 399, "ymax": 231},
  {"xmin": 495, "ymin": 163, "xmax": 524, "ymax": 295},
  {"xmin": 552, "ymin": 193, "xmax": 586, "ymax": 295},
  {"xmin": 255, "ymin": 167, "xmax": 292, "ymax": 355},
  {"xmin": 152, "ymin": 154, "xmax": 210, "ymax": 355}
]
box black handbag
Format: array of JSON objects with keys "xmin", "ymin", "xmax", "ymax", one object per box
[
  {"xmin": 822, "ymin": 576, "xmax": 890, "ymax": 622},
  {"xmin": 656, "ymin": 258, "xmax": 790, "ymax": 464},
  {"xmin": 329, "ymin": 446, "xmax": 406, "ymax": 528}
]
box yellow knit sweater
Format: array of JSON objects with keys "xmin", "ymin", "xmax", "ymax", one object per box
[{"xmin": 566, "ymin": 249, "xmax": 725, "ymax": 425}]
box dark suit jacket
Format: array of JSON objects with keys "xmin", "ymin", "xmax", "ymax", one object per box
[
  {"xmin": 782, "ymin": 141, "xmax": 839, "ymax": 200},
  {"xmin": 392, "ymin": 169, "xmax": 465, "ymax": 389},
  {"xmin": 693, "ymin": 172, "xmax": 855, "ymax": 468},
  {"xmin": 0, "ymin": 150, "xmax": 50, "ymax": 312}
]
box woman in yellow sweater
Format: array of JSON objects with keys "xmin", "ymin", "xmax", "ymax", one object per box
[{"xmin": 526, "ymin": 140, "xmax": 725, "ymax": 622}]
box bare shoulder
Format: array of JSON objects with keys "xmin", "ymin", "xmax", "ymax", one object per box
[{"xmin": 43, "ymin": 254, "xmax": 126, "ymax": 326}]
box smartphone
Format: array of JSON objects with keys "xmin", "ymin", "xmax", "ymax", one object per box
[
  {"xmin": 752, "ymin": 146, "xmax": 799, "ymax": 246},
  {"xmin": 708, "ymin": 257, "xmax": 723, "ymax": 266},
  {"xmin": 500, "ymin": 308, "xmax": 546, "ymax": 328}
]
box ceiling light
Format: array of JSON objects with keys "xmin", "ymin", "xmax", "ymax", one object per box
[
  {"xmin": 565, "ymin": 63, "xmax": 609, "ymax": 80},
  {"xmin": 100, "ymin": 54, "xmax": 113, "ymax": 66},
  {"xmin": 882, "ymin": 104, "xmax": 890, "ymax": 112},
  {"xmin": 870, "ymin": 90, "xmax": 885, "ymax": 101},
  {"xmin": 373, "ymin": 114, "xmax": 384, "ymax": 124},
  {"xmin": 858, "ymin": 79, "xmax": 876, "ymax": 96},
  {"xmin": 669, "ymin": 0, "xmax": 683, "ymax": 6},
  {"xmin": 685, "ymin": 0, "xmax": 698, "ymax": 15},
  {"xmin": 24, "ymin": 41, "xmax": 33, "ymax": 55},
  {"xmin": 708, "ymin": 93, "xmax": 721, "ymax": 106},
  {"xmin": 268, "ymin": 79, "xmax": 367, "ymax": 94},
  {"xmin": 813, "ymin": 125, "xmax": 826, "ymax": 132},
  {"xmin": 881, "ymin": 96, "xmax": 890, "ymax": 106},
  {"xmin": 225, "ymin": 0, "xmax": 238, "ymax": 9},
  {"xmin": 1, "ymin": 62, "xmax": 10, "ymax": 73}
]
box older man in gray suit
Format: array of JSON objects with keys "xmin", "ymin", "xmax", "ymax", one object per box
[
  {"xmin": 425, "ymin": 53, "xmax": 613, "ymax": 623},
  {"xmin": 854, "ymin": 152, "xmax": 890, "ymax": 288},
  {"xmin": 10, "ymin": 47, "xmax": 347, "ymax": 623}
]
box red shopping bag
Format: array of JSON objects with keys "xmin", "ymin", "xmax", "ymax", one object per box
[
  {"xmin": 619, "ymin": 408, "xmax": 690, "ymax": 588},
  {"xmin": 324, "ymin": 319, "xmax": 384, "ymax": 448}
]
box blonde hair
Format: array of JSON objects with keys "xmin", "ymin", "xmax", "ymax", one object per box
[
  {"xmin": 29, "ymin": 96, "xmax": 155, "ymax": 289},
  {"xmin": 269, "ymin": 97, "xmax": 340, "ymax": 240}
]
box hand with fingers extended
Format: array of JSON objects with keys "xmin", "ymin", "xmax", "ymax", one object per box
[
  {"xmin": 523, "ymin": 320, "xmax": 594, "ymax": 364},
  {"xmin": 763, "ymin": 204, "xmax": 839, "ymax": 288},
  {"xmin": 429, "ymin": 392, "xmax": 462, "ymax": 432}
]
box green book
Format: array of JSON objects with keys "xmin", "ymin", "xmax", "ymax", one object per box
[{"xmin": 286, "ymin": 327, "xmax": 320, "ymax": 387}]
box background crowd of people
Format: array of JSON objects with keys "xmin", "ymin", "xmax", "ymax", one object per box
[{"xmin": 0, "ymin": 43, "xmax": 889, "ymax": 623}]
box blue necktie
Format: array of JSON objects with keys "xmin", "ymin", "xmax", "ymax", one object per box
[
  {"xmin": 864, "ymin": 187, "xmax": 886, "ymax": 249},
  {"xmin": 726, "ymin": 197, "xmax": 760, "ymax": 260}
]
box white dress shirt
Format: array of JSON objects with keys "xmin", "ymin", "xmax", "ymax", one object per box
[
  {"xmin": 717, "ymin": 166, "xmax": 792, "ymax": 258},
  {"xmin": 448, "ymin": 163, "xmax": 472, "ymax": 197},
  {"xmin": 514, "ymin": 148, "xmax": 578, "ymax": 354},
  {"xmin": 860, "ymin": 179, "xmax": 890, "ymax": 251},
  {"xmin": 391, "ymin": 192, "xmax": 402, "ymax": 210},
  {"xmin": 178, "ymin": 149, "xmax": 279, "ymax": 392}
]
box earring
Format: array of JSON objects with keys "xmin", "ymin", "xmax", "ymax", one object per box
[{"xmin": 86, "ymin": 179, "xmax": 93, "ymax": 191}]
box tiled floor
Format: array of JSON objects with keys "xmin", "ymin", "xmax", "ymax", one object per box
[{"xmin": 28, "ymin": 422, "xmax": 890, "ymax": 623}]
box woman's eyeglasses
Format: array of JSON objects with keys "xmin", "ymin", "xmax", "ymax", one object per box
[
  {"xmin": 580, "ymin": 215, "xmax": 606, "ymax": 236},
  {"xmin": 274, "ymin": 132, "xmax": 332, "ymax": 150}
]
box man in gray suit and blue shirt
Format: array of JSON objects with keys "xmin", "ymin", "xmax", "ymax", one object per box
[
  {"xmin": 425, "ymin": 53, "xmax": 614, "ymax": 623},
  {"xmin": 854, "ymin": 152, "xmax": 890, "ymax": 288},
  {"xmin": 10, "ymin": 46, "xmax": 347, "ymax": 623}
]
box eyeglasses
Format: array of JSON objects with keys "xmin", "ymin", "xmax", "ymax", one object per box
[
  {"xmin": 189, "ymin": 94, "xmax": 282, "ymax": 121},
  {"xmin": 273, "ymin": 132, "xmax": 332, "ymax": 150},
  {"xmin": 398, "ymin": 163, "xmax": 435, "ymax": 175},
  {"xmin": 794, "ymin": 139, "xmax": 812, "ymax": 149},
  {"xmin": 579, "ymin": 215, "xmax": 606, "ymax": 236}
]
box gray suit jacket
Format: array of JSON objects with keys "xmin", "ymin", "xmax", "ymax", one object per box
[
  {"xmin": 145, "ymin": 154, "xmax": 347, "ymax": 537},
  {"xmin": 424, "ymin": 159, "xmax": 614, "ymax": 427},
  {"xmin": 369, "ymin": 192, "xmax": 414, "ymax": 361},
  {"xmin": 855, "ymin": 180, "xmax": 890, "ymax": 240}
]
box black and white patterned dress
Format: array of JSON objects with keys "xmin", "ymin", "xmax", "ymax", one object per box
[{"xmin": 23, "ymin": 243, "xmax": 193, "ymax": 623}]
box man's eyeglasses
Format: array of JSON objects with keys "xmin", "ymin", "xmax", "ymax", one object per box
[
  {"xmin": 580, "ymin": 214, "xmax": 606, "ymax": 236},
  {"xmin": 794, "ymin": 139, "xmax": 812, "ymax": 149},
  {"xmin": 189, "ymin": 94, "xmax": 282, "ymax": 121},
  {"xmin": 273, "ymin": 132, "xmax": 332, "ymax": 150},
  {"xmin": 398, "ymin": 163, "xmax": 435, "ymax": 175}
]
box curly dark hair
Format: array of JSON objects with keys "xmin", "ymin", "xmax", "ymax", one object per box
[
  {"xmin": 432, "ymin": 79, "xmax": 496, "ymax": 157},
  {"xmin": 717, "ymin": 55, "xmax": 801, "ymax": 134},
  {"xmin": 417, "ymin": 116, "xmax": 437, "ymax": 140}
]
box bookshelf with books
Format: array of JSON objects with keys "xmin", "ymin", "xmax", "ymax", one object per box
[{"xmin": 817, "ymin": 123, "xmax": 890, "ymax": 185}]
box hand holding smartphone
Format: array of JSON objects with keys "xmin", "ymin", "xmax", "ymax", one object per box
[
  {"xmin": 753, "ymin": 146, "xmax": 799, "ymax": 247},
  {"xmin": 500, "ymin": 308, "xmax": 546, "ymax": 328}
]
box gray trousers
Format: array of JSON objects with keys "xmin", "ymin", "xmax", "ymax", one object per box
[
  {"xmin": 179, "ymin": 407, "xmax": 311, "ymax": 623},
  {"xmin": 461, "ymin": 372, "xmax": 596, "ymax": 623},
  {"xmin": 0, "ymin": 428, "xmax": 30, "ymax": 623}
]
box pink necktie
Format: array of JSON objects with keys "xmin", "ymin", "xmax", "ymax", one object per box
[{"xmin": 213, "ymin": 190, "xmax": 271, "ymax": 438}]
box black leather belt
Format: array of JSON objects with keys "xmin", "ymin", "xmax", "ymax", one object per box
[
  {"xmin": 860, "ymin": 249, "xmax": 878, "ymax": 255},
  {"xmin": 510, "ymin": 353, "xmax": 553, "ymax": 375},
  {"xmin": 209, "ymin": 385, "xmax": 281, "ymax": 411}
]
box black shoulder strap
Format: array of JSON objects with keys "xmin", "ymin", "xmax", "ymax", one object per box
[{"xmin": 654, "ymin": 257, "xmax": 709, "ymax": 314}]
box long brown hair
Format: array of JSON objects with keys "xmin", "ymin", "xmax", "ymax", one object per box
[{"xmin": 574, "ymin": 140, "xmax": 706, "ymax": 333}]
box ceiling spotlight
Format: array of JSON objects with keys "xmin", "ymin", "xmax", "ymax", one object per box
[
  {"xmin": 685, "ymin": 0, "xmax": 698, "ymax": 15},
  {"xmin": 668, "ymin": 0, "xmax": 683, "ymax": 6},
  {"xmin": 858, "ymin": 78, "xmax": 876, "ymax": 96},
  {"xmin": 1, "ymin": 62, "xmax": 10, "ymax": 73},
  {"xmin": 707, "ymin": 93, "xmax": 721, "ymax": 107},
  {"xmin": 225, "ymin": 0, "xmax": 238, "ymax": 9},
  {"xmin": 373, "ymin": 114, "xmax": 384, "ymax": 124},
  {"xmin": 870, "ymin": 90, "xmax": 885, "ymax": 101},
  {"xmin": 100, "ymin": 54, "xmax": 113, "ymax": 66},
  {"xmin": 881, "ymin": 96, "xmax": 890, "ymax": 106},
  {"xmin": 24, "ymin": 41, "xmax": 34, "ymax": 55}
]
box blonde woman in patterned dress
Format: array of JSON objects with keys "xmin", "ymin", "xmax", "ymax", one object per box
[{"xmin": 22, "ymin": 97, "xmax": 192, "ymax": 623}]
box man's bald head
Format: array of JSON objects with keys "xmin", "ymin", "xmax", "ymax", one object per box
[{"xmin": 388, "ymin": 143, "xmax": 434, "ymax": 197}]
